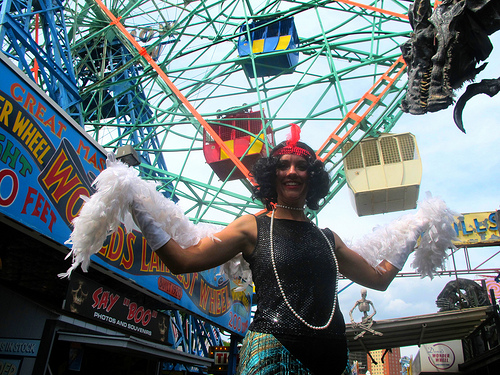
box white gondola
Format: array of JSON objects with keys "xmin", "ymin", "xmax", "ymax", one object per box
[{"xmin": 342, "ymin": 133, "xmax": 422, "ymax": 216}]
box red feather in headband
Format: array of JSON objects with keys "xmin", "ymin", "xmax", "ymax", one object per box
[
  {"xmin": 287, "ymin": 123, "xmax": 301, "ymax": 148},
  {"xmin": 272, "ymin": 123, "xmax": 312, "ymax": 157}
]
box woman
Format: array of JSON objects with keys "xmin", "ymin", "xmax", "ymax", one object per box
[{"xmin": 131, "ymin": 129, "xmax": 410, "ymax": 375}]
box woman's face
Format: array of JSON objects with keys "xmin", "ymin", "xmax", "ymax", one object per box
[{"xmin": 275, "ymin": 154, "xmax": 309, "ymax": 205}]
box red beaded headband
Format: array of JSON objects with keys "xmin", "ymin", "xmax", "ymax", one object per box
[{"xmin": 271, "ymin": 123, "xmax": 312, "ymax": 157}]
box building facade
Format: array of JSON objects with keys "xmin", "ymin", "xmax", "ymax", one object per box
[{"xmin": 366, "ymin": 348, "xmax": 401, "ymax": 375}]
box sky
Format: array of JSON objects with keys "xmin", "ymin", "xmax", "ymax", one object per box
[{"xmin": 313, "ymin": 32, "xmax": 500, "ymax": 358}]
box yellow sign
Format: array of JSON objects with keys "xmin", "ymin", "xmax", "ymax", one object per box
[{"xmin": 453, "ymin": 211, "xmax": 499, "ymax": 247}]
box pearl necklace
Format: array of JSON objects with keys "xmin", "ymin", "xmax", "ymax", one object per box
[{"xmin": 270, "ymin": 209, "xmax": 339, "ymax": 330}]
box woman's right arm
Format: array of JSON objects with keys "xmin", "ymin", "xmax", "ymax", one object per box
[{"xmin": 155, "ymin": 215, "xmax": 257, "ymax": 275}]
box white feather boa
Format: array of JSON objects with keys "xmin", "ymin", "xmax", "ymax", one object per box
[
  {"xmin": 60, "ymin": 154, "xmax": 456, "ymax": 285},
  {"xmin": 349, "ymin": 193, "xmax": 458, "ymax": 278},
  {"xmin": 59, "ymin": 154, "xmax": 252, "ymax": 288}
]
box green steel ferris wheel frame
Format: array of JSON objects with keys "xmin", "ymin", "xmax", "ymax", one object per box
[{"xmin": 64, "ymin": 0, "xmax": 413, "ymax": 226}]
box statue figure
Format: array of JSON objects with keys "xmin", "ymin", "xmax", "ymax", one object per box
[{"xmin": 349, "ymin": 289, "xmax": 382, "ymax": 340}]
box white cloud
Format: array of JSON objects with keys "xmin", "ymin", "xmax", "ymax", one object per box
[{"xmin": 385, "ymin": 298, "xmax": 412, "ymax": 314}]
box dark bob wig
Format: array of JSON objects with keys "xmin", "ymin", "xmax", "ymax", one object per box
[{"xmin": 251, "ymin": 141, "xmax": 330, "ymax": 211}]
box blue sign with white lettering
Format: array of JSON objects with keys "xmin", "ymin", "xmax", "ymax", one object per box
[{"xmin": 0, "ymin": 53, "xmax": 251, "ymax": 336}]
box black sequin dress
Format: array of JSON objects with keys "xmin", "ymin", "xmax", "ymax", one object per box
[{"xmin": 242, "ymin": 215, "xmax": 348, "ymax": 375}]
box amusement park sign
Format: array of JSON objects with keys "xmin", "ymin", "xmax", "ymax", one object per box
[
  {"xmin": 413, "ymin": 340, "xmax": 464, "ymax": 374},
  {"xmin": 0, "ymin": 53, "xmax": 251, "ymax": 336},
  {"xmin": 452, "ymin": 211, "xmax": 500, "ymax": 247}
]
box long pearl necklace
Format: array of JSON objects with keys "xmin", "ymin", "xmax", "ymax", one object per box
[{"xmin": 270, "ymin": 208, "xmax": 339, "ymax": 330}]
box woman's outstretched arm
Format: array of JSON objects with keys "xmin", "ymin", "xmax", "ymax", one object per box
[{"xmin": 154, "ymin": 215, "xmax": 257, "ymax": 275}]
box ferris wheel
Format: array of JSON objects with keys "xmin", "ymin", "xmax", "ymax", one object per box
[{"xmin": 63, "ymin": 0, "xmax": 412, "ymax": 225}]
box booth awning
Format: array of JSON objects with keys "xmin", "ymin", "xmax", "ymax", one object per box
[
  {"xmin": 57, "ymin": 331, "xmax": 213, "ymax": 367},
  {"xmin": 346, "ymin": 305, "xmax": 495, "ymax": 352}
]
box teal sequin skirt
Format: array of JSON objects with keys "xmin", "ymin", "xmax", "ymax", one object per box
[{"xmin": 237, "ymin": 331, "xmax": 313, "ymax": 375}]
